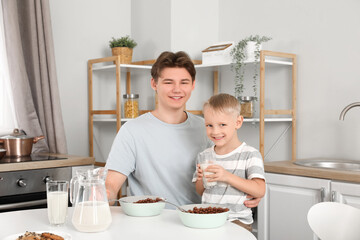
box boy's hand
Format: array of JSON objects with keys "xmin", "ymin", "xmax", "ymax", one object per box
[
  {"xmin": 196, "ymin": 164, "xmax": 204, "ymax": 181},
  {"xmin": 205, "ymin": 164, "xmax": 229, "ymax": 183}
]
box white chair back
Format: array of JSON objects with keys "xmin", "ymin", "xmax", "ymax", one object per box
[{"xmin": 307, "ymin": 202, "xmax": 360, "ymax": 240}]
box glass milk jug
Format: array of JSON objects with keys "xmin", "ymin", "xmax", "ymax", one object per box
[{"xmin": 70, "ymin": 167, "xmax": 112, "ymax": 232}]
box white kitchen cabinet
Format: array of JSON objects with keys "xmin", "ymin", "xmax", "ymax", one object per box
[
  {"xmin": 258, "ymin": 172, "xmax": 360, "ymax": 240},
  {"xmin": 258, "ymin": 173, "xmax": 330, "ymax": 240},
  {"xmin": 331, "ymin": 181, "xmax": 360, "ymax": 208}
]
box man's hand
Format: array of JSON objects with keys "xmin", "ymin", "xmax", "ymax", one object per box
[{"xmin": 244, "ymin": 195, "xmax": 262, "ymax": 208}]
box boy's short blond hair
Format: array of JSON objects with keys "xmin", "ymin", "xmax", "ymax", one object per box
[{"xmin": 203, "ymin": 93, "xmax": 241, "ymax": 117}]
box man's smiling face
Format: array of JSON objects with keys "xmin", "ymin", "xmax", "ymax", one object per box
[{"xmin": 151, "ymin": 67, "xmax": 195, "ymax": 111}]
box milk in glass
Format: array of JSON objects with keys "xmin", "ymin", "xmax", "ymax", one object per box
[
  {"xmin": 200, "ymin": 162, "xmax": 217, "ymax": 188},
  {"xmin": 47, "ymin": 191, "xmax": 68, "ymax": 225},
  {"xmin": 46, "ymin": 180, "xmax": 69, "ymax": 226}
]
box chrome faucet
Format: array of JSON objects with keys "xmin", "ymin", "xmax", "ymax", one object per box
[{"xmin": 339, "ymin": 102, "xmax": 360, "ymax": 120}]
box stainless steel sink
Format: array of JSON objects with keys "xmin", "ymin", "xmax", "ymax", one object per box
[{"xmin": 294, "ymin": 159, "xmax": 360, "ymax": 171}]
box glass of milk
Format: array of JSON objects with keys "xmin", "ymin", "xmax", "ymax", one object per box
[
  {"xmin": 199, "ymin": 151, "xmax": 217, "ymax": 188},
  {"xmin": 46, "ymin": 180, "xmax": 69, "ymax": 226}
]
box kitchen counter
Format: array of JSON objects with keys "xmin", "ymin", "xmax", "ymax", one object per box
[
  {"xmin": 0, "ymin": 153, "xmax": 94, "ymax": 172},
  {"xmin": 265, "ymin": 159, "xmax": 360, "ymax": 183}
]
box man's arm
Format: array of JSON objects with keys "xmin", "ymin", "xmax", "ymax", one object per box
[{"xmin": 106, "ymin": 170, "xmax": 127, "ymax": 205}]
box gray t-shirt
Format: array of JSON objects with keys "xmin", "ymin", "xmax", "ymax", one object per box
[{"xmin": 106, "ymin": 112, "xmax": 211, "ymax": 206}]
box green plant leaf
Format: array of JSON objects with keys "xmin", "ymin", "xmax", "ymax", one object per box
[
  {"xmin": 109, "ymin": 35, "xmax": 137, "ymax": 48},
  {"xmin": 230, "ymin": 35, "xmax": 272, "ymax": 99}
]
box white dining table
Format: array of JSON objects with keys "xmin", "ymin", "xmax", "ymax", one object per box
[{"xmin": 0, "ymin": 207, "xmax": 257, "ymax": 240}]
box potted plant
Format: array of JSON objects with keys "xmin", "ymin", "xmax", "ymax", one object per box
[
  {"xmin": 109, "ymin": 36, "xmax": 137, "ymax": 64},
  {"xmin": 230, "ymin": 35, "xmax": 272, "ymax": 118},
  {"xmin": 230, "ymin": 35, "xmax": 272, "ymax": 99}
]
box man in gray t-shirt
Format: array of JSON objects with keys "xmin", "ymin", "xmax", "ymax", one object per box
[{"xmin": 105, "ymin": 51, "xmax": 211, "ymax": 206}]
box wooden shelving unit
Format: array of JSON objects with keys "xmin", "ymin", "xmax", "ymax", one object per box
[
  {"xmin": 259, "ymin": 51, "xmax": 297, "ymax": 161},
  {"xmin": 88, "ymin": 50, "xmax": 297, "ymax": 165}
]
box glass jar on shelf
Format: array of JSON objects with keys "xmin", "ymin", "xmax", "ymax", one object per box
[
  {"xmin": 238, "ymin": 96, "xmax": 255, "ymax": 118},
  {"xmin": 123, "ymin": 93, "xmax": 139, "ymax": 118}
]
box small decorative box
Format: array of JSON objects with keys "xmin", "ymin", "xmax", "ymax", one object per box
[{"xmin": 201, "ymin": 42, "xmax": 234, "ymax": 65}]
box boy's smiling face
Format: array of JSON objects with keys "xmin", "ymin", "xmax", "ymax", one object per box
[{"xmin": 204, "ymin": 107, "xmax": 243, "ymax": 153}]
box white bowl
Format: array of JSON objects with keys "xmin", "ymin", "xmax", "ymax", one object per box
[
  {"xmin": 119, "ymin": 195, "xmax": 165, "ymax": 217},
  {"xmin": 177, "ymin": 204, "xmax": 229, "ymax": 229}
]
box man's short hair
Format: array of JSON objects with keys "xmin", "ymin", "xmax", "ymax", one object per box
[{"xmin": 151, "ymin": 51, "xmax": 196, "ymax": 83}]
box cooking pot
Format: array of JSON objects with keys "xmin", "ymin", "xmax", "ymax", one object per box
[{"xmin": 0, "ymin": 129, "xmax": 45, "ymax": 157}]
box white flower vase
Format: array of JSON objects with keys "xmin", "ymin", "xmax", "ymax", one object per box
[{"xmin": 245, "ymin": 41, "xmax": 262, "ymax": 62}]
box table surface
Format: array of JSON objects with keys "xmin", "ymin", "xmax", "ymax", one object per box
[{"xmin": 0, "ymin": 207, "xmax": 256, "ymax": 240}]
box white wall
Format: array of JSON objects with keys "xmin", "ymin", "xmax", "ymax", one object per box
[
  {"xmin": 49, "ymin": 0, "xmax": 131, "ymax": 157},
  {"xmin": 219, "ymin": 0, "xmax": 360, "ymax": 160},
  {"xmin": 50, "ymin": 0, "xmax": 360, "ymax": 162},
  {"xmin": 171, "ymin": 0, "xmax": 219, "ymax": 60},
  {"xmin": 131, "ymin": 0, "xmax": 171, "ymax": 61}
]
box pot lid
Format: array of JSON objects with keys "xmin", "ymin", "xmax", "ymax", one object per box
[
  {"xmin": 0, "ymin": 135, "xmax": 33, "ymax": 139},
  {"xmin": 0, "ymin": 129, "xmax": 33, "ymax": 139}
]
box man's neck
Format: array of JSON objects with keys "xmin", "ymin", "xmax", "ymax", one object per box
[{"xmin": 151, "ymin": 108, "xmax": 188, "ymax": 124}]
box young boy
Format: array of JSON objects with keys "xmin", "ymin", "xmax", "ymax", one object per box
[{"xmin": 194, "ymin": 93, "xmax": 266, "ymax": 232}]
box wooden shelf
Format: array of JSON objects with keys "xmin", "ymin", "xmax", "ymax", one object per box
[
  {"xmin": 93, "ymin": 118, "xmax": 138, "ymax": 122},
  {"xmin": 243, "ymin": 118, "xmax": 293, "ymax": 122},
  {"xmin": 92, "ymin": 64, "xmax": 152, "ymax": 71},
  {"xmin": 93, "ymin": 117, "xmax": 293, "ymax": 123},
  {"xmin": 195, "ymin": 58, "xmax": 292, "ymax": 69},
  {"xmin": 92, "ymin": 58, "xmax": 293, "ymax": 72}
]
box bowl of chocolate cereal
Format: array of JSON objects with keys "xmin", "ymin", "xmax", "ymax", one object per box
[
  {"xmin": 177, "ymin": 204, "xmax": 229, "ymax": 229},
  {"xmin": 119, "ymin": 195, "xmax": 165, "ymax": 217}
]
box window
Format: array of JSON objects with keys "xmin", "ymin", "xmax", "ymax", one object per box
[{"xmin": 0, "ymin": 1, "xmax": 18, "ymax": 135}]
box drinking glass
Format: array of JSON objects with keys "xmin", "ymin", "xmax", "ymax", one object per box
[
  {"xmin": 46, "ymin": 180, "xmax": 69, "ymax": 226},
  {"xmin": 199, "ymin": 151, "xmax": 217, "ymax": 188}
]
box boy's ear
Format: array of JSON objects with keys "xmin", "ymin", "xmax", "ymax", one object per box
[{"xmin": 235, "ymin": 115, "xmax": 243, "ymax": 129}]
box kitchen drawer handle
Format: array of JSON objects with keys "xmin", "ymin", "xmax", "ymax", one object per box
[
  {"xmin": 320, "ymin": 187, "xmax": 325, "ymax": 202},
  {"xmin": 0, "ymin": 199, "xmax": 47, "ymax": 211},
  {"xmin": 331, "ymin": 191, "xmax": 336, "ymax": 202}
]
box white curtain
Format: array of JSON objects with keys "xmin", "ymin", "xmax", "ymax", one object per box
[
  {"xmin": 0, "ymin": 0, "xmax": 17, "ymax": 136},
  {"xmin": 2, "ymin": 0, "xmax": 67, "ymax": 154}
]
